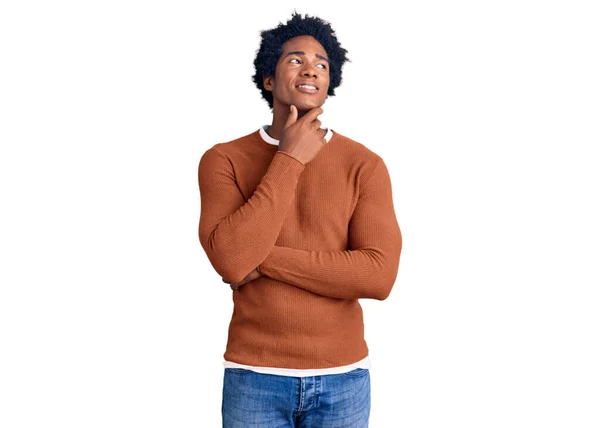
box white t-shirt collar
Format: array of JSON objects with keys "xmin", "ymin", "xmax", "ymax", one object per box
[{"xmin": 259, "ymin": 125, "xmax": 333, "ymax": 146}]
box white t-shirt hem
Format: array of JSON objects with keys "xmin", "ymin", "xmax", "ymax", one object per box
[{"xmin": 223, "ymin": 355, "xmax": 371, "ymax": 377}]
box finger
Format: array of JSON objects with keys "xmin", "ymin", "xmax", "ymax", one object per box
[
  {"xmin": 283, "ymin": 104, "xmax": 298, "ymax": 130},
  {"xmin": 311, "ymin": 119, "xmax": 321, "ymax": 131},
  {"xmin": 247, "ymin": 268, "xmax": 261, "ymax": 282},
  {"xmin": 299, "ymin": 106, "xmax": 323, "ymax": 124}
]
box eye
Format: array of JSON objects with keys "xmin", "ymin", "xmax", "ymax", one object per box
[{"xmin": 290, "ymin": 58, "xmax": 328, "ymax": 70}]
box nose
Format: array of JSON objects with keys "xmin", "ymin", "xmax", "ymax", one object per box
[{"xmin": 301, "ymin": 63, "xmax": 318, "ymax": 78}]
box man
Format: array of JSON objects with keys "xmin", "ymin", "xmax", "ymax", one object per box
[{"xmin": 197, "ymin": 11, "xmax": 402, "ymax": 427}]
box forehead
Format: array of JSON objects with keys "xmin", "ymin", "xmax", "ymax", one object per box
[{"xmin": 281, "ymin": 35, "xmax": 327, "ymax": 57}]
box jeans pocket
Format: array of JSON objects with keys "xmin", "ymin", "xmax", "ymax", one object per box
[{"xmin": 343, "ymin": 368, "xmax": 369, "ymax": 376}]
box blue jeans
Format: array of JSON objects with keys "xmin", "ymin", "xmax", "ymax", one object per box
[{"xmin": 222, "ymin": 368, "xmax": 371, "ymax": 427}]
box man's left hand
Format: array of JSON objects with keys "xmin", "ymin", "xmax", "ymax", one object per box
[{"xmin": 223, "ymin": 268, "xmax": 262, "ymax": 291}]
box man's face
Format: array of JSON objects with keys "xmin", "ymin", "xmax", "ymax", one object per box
[{"xmin": 264, "ymin": 35, "xmax": 330, "ymax": 112}]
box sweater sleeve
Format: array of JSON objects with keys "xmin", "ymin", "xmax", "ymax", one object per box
[
  {"xmin": 198, "ymin": 147, "xmax": 305, "ymax": 284},
  {"xmin": 257, "ymin": 157, "xmax": 402, "ymax": 300}
]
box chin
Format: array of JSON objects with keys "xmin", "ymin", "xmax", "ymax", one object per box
[{"xmin": 295, "ymin": 100, "xmax": 323, "ymax": 111}]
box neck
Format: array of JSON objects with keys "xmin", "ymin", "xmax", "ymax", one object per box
[{"xmin": 266, "ymin": 101, "xmax": 313, "ymax": 142}]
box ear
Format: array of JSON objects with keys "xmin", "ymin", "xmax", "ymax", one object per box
[{"xmin": 263, "ymin": 75, "xmax": 273, "ymax": 92}]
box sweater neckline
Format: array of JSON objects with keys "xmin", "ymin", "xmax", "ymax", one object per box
[{"xmin": 258, "ymin": 125, "xmax": 334, "ymax": 146}]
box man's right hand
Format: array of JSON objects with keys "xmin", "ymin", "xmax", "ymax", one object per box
[{"xmin": 278, "ymin": 105, "xmax": 327, "ymax": 165}]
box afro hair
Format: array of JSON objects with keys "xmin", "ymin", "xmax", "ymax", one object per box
[{"xmin": 251, "ymin": 10, "xmax": 351, "ymax": 110}]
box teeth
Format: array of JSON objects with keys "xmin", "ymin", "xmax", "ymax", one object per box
[{"xmin": 298, "ymin": 84, "xmax": 316, "ymax": 89}]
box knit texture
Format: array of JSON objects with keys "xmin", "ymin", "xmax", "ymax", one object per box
[{"xmin": 197, "ymin": 128, "xmax": 402, "ymax": 369}]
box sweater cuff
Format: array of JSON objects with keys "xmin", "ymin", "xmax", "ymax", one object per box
[{"xmin": 274, "ymin": 150, "xmax": 305, "ymax": 167}]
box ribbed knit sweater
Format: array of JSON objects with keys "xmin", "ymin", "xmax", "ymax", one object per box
[{"xmin": 197, "ymin": 125, "xmax": 402, "ymax": 370}]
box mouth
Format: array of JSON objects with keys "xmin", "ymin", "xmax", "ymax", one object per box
[{"xmin": 295, "ymin": 83, "xmax": 318, "ymax": 94}]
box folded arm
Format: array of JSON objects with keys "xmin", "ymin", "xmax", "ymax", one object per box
[
  {"xmin": 198, "ymin": 148, "xmax": 304, "ymax": 284},
  {"xmin": 258, "ymin": 157, "xmax": 402, "ymax": 300}
]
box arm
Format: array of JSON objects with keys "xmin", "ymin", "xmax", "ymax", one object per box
[
  {"xmin": 257, "ymin": 157, "xmax": 402, "ymax": 300},
  {"xmin": 198, "ymin": 147, "xmax": 305, "ymax": 283}
]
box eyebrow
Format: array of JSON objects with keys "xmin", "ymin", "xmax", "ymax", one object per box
[{"xmin": 285, "ymin": 51, "xmax": 330, "ymax": 64}]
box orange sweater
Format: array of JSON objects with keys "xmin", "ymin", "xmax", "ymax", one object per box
[{"xmin": 197, "ymin": 128, "xmax": 402, "ymax": 369}]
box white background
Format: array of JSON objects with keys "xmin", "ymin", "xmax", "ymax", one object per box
[{"xmin": 1, "ymin": 1, "xmax": 599, "ymax": 427}]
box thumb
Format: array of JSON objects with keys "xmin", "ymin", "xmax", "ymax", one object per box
[{"xmin": 284, "ymin": 104, "xmax": 297, "ymax": 129}]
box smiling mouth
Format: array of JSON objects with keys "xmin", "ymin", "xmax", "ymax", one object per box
[{"xmin": 296, "ymin": 84, "xmax": 318, "ymax": 94}]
